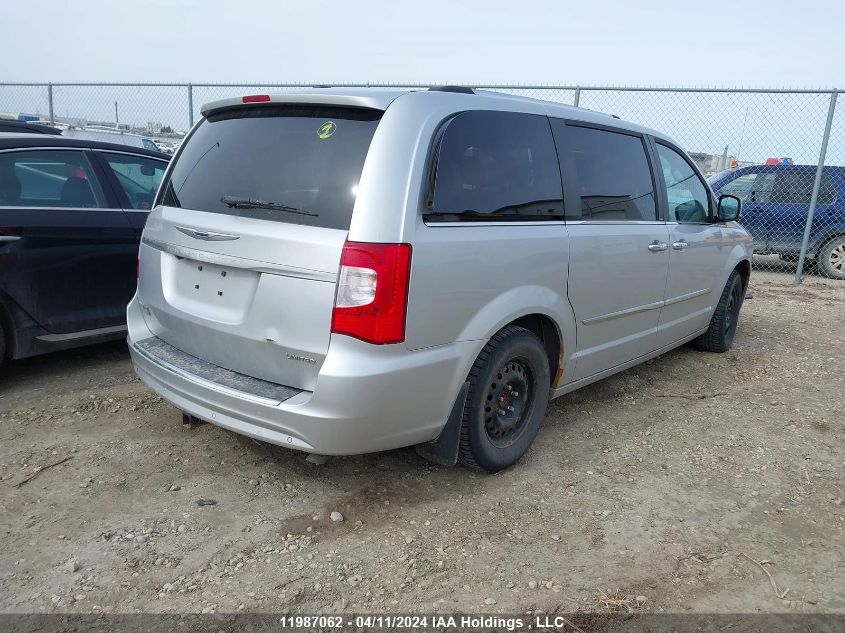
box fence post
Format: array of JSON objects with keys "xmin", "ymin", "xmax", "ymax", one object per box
[
  {"xmin": 47, "ymin": 83, "xmax": 54, "ymax": 125},
  {"xmin": 573, "ymin": 87, "xmax": 581, "ymax": 108},
  {"xmin": 794, "ymin": 90, "xmax": 838, "ymax": 284},
  {"xmin": 187, "ymin": 83, "xmax": 194, "ymax": 128}
]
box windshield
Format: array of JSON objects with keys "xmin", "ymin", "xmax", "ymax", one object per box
[
  {"xmin": 706, "ymin": 170, "xmax": 732, "ymax": 185},
  {"xmin": 159, "ymin": 105, "xmax": 382, "ymax": 230}
]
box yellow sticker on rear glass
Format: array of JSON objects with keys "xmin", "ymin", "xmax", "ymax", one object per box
[{"xmin": 318, "ymin": 121, "xmax": 337, "ymax": 139}]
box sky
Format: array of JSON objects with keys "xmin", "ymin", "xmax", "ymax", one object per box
[
  {"xmin": 1, "ymin": 1, "xmax": 843, "ymax": 166},
  {"xmin": 2, "ymin": 0, "xmax": 844, "ymax": 87}
]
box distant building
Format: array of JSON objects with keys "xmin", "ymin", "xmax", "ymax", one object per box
[
  {"xmin": 688, "ymin": 150, "xmax": 736, "ymax": 176},
  {"xmin": 146, "ymin": 121, "xmax": 164, "ymax": 134}
]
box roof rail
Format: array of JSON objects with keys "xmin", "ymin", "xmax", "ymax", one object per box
[{"xmin": 428, "ymin": 86, "xmax": 475, "ymax": 94}]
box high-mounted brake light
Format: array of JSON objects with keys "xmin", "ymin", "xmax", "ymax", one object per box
[
  {"xmin": 331, "ymin": 242, "xmax": 412, "ymax": 345},
  {"xmin": 242, "ymin": 94, "xmax": 271, "ymax": 103}
]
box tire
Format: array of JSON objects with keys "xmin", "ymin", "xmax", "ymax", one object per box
[
  {"xmin": 816, "ymin": 236, "xmax": 845, "ymax": 280},
  {"xmin": 695, "ymin": 270, "xmax": 744, "ymax": 353},
  {"xmin": 458, "ymin": 325, "xmax": 550, "ymax": 472}
]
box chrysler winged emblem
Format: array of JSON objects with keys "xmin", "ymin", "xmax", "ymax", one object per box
[{"xmin": 175, "ymin": 226, "xmax": 240, "ymax": 241}]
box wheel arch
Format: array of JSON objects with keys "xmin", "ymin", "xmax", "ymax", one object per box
[
  {"xmin": 811, "ymin": 229, "xmax": 845, "ymax": 253},
  {"xmin": 509, "ymin": 313, "xmax": 564, "ymax": 389},
  {"xmin": 734, "ymin": 258, "xmax": 751, "ymax": 292},
  {"xmin": 453, "ymin": 285, "xmax": 576, "ymax": 389}
]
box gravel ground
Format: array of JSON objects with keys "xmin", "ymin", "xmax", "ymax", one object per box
[{"xmin": 0, "ymin": 276, "xmax": 843, "ymax": 616}]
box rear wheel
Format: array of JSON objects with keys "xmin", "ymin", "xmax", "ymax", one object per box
[
  {"xmin": 458, "ymin": 325, "xmax": 550, "ymax": 472},
  {"xmin": 695, "ymin": 270, "xmax": 744, "ymax": 353},
  {"xmin": 817, "ymin": 236, "xmax": 845, "ymax": 280}
]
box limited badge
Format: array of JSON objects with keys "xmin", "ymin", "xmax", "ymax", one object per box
[{"xmin": 317, "ymin": 121, "xmax": 337, "ymax": 139}]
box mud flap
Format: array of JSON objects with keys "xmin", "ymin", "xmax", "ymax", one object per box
[{"xmin": 414, "ymin": 382, "xmax": 469, "ymax": 467}]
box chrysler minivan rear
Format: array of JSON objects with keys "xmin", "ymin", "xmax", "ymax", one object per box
[
  {"xmin": 130, "ymin": 88, "xmax": 751, "ymax": 471},
  {"xmin": 127, "ymin": 92, "xmax": 471, "ymax": 455}
]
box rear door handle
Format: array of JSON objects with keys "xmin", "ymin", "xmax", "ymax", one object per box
[
  {"xmin": 647, "ymin": 240, "xmax": 668, "ymax": 252},
  {"xmin": 672, "ymin": 239, "xmax": 689, "ymax": 251},
  {"xmin": 0, "ymin": 236, "xmax": 21, "ymax": 243}
]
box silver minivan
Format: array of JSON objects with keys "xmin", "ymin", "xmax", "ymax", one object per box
[{"xmin": 128, "ymin": 87, "xmax": 751, "ymax": 472}]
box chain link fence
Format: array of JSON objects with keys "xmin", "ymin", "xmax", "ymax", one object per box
[{"xmin": 0, "ymin": 82, "xmax": 842, "ymax": 283}]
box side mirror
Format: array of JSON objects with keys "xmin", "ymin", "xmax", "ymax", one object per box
[
  {"xmin": 140, "ymin": 165, "xmax": 156, "ymax": 177},
  {"xmin": 717, "ymin": 194, "xmax": 741, "ymax": 222}
]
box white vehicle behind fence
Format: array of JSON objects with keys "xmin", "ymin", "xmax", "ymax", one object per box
[
  {"xmin": 63, "ymin": 126, "xmax": 161, "ymax": 152},
  {"xmin": 153, "ymin": 140, "xmax": 175, "ymax": 154}
]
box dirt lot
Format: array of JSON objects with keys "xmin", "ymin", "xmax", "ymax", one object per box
[{"xmin": 1, "ymin": 277, "xmax": 843, "ymax": 616}]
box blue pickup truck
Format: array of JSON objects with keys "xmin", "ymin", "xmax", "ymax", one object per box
[{"xmin": 708, "ymin": 164, "xmax": 845, "ymax": 279}]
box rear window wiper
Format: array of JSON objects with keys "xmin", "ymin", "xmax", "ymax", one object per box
[{"xmin": 220, "ymin": 195, "xmax": 318, "ymax": 216}]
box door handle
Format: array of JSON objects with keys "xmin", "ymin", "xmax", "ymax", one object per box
[
  {"xmin": 647, "ymin": 240, "xmax": 668, "ymax": 252},
  {"xmin": 0, "ymin": 236, "xmax": 21, "ymax": 243},
  {"xmin": 672, "ymin": 239, "xmax": 689, "ymax": 251}
]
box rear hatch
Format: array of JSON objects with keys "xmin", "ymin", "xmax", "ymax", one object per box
[{"xmin": 137, "ymin": 103, "xmax": 383, "ymax": 391}]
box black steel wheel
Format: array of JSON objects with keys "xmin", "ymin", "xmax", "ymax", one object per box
[
  {"xmin": 695, "ymin": 270, "xmax": 744, "ymax": 353},
  {"xmin": 459, "ymin": 325, "xmax": 550, "ymax": 472},
  {"xmin": 483, "ymin": 359, "xmax": 533, "ymax": 448}
]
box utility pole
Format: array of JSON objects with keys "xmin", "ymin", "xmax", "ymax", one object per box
[{"xmin": 115, "ymin": 101, "xmax": 119, "ymax": 129}]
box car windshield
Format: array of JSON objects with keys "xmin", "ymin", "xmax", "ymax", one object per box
[
  {"xmin": 706, "ymin": 170, "xmax": 732, "ymax": 185},
  {"xmin": 159, "ymin": 105, "xmax": 382, "ymax": 230}
]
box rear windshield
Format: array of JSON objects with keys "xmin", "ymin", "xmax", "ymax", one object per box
[{"xmin": 159, "ymin": 105, "xmax": 382, "ymax": 230}]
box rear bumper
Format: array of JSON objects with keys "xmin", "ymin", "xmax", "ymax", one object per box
[{"xmin": 127, "ymin": 296, "xmax": 477, "ymax": 455}]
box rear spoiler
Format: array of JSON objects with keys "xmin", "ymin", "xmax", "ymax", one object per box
[{"xmin": 200, "ymin": 90, "xmax": 399, "ymax": 118}]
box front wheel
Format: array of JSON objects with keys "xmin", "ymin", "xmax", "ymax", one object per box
[
  {"xmin": 695, "ymin": 270, "xmax": 744, "ymax": 353},
  {"xmin": 458, "ymin": 325, "xmax": 550, "ymax": 472},
  {"xmin": 817, "ymin": 236, "xmax": 845, "ymax": 280}
]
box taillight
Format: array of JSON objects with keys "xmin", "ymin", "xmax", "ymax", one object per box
[
  {"xmin": 0, "ymin": 227, "xmax": 22, "ymax": 236},
  {"xmin": 242, "ymin": 94, "xmax": 271, "ymax": 103},
  {"xmin": 331, "ymin": 242, "xmax": 412, "ymax": 345}
]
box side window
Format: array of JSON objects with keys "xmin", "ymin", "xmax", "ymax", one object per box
[
  {"xmin": 557, "ymin": 124, "xmax": 656, "ymax": 221},
  {"xmin": 0, "ymin": 150, "xmax": 105, "ymax": 208},
  {"xmin": 102, "ymin": 153, "xmax": 166, "ymax": 210},
  {"xmin": 719, "ymin": 172, "xmax": 775, "ymax": 204},
  {"xmin": 656, "ymin": 144, "xmax": 711, "ymax": 223},
  {"xmin": 426, "ymin": 111, "xmax": 563, "ymax": 222},
  {"xmin": 718, "ymin": 173, "xmax": 758, "ymax": 202},
  {"xmin": 770, "ymin": 172, "xmax": 835, "ymax": 205}
]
